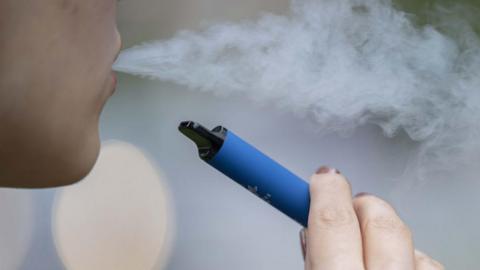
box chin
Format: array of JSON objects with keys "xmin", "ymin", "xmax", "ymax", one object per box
[
  {"xmin": 56, "ymin": 130, "xmax": 102, "ymax": 187},
  {"xmin": 5, "ymin": 127, "xmax": 102, "ymax": 189}
]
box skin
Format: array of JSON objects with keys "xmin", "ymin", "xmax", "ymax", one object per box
[
  {"xmin": 0, "ymin": 1, "xmax": 442, "ymax": 267},
  {"xmin": 300, "ymin": 166, "xmax": 444, "ymax": 270},
  {"xmin": 0, "ymin": 0, "xmax": 120, "ymax": 188}
]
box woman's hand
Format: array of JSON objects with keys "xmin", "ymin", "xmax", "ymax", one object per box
[{"xmin": 300, "ymin": 166, "xmax": 444, "ymax": 270}]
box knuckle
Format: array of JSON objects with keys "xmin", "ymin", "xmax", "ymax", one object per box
[
  {"xmin": 310, "ymin": 206, "xmax": 357, "ymax": 229},
  {"xmin": 364, "ymin": 215, "xmax": 411, "ymax": 237},
  {"xmin": 416, "ymin": 253, "xmax": 444, "ymax": 270},
  {"xmin": 309, "ymin": 256, "xmax": 364, "ymax": 270},
  {"xmin": 417, "ymin": 260, "xmax": 445, "ymax": 270},
  {"xmin": 355, "ymin": 195, "xmax": 411, "ymax": 237}
]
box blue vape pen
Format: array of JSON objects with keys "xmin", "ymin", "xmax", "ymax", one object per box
[{"xmin": 179, "ymin": 121, "xmax": 310, "ymax": 227}]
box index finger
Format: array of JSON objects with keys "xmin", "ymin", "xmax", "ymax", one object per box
[{"xmin": 306, "ymin": 167, "xmax": 364, "ymax": 270}]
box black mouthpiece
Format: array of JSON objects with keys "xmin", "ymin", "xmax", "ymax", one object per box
[{"xmin": 178, "ymin": 121, "xmax": 227, "ymax": 160}]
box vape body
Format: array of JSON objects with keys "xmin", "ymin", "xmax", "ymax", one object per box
[{"xmin": 179, "ymin": 121, "xmax": 310, "ymax": 227}]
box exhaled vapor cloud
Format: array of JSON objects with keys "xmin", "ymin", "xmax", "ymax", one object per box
[{"xmin": 114, "ymin": 0, "xmax": 480, "ymax": 177}]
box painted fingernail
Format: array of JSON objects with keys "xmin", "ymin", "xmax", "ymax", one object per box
[
  {"xmin": 355, "ymin": 192, "xmax": 370, "ymax": 197},
  {"xmin": 316, "ymin": 166, "xmax": 340, "ymax": 174},
  {"xmin": 299, "ymin": 228, "xmax": 307, "ymax": 260}
]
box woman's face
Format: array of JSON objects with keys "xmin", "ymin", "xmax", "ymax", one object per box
[{"xmin": 0, "ymin": 0, "xmax": 121, "ymax": 187}]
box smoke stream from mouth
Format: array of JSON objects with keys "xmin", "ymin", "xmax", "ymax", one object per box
[{"xmin": 114, "ymin": 0, "xmax": 480, "ymax": 177}]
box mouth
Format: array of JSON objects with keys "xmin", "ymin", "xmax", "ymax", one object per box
[
  {"xmin": 109, "ymin": 39, "xmax": 122, "ymax": 97},
  {"xmin": 109, "ymin": 71, "xmax": 117, "ymax": 96}
]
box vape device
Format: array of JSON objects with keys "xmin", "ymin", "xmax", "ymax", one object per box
[{"xmin": 179, "ymin": 121, "xmax": 310, "ymax": 227}]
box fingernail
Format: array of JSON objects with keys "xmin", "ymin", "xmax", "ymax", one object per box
[
  {"xmin": 316, "ymin": 166, "xmax": 340, "ymax": 174},
  {"xmin": 355, "ymin": 192, "xmax": 370, "ymax": 197},
  {"xmin": 299, "ymin": 228, "xmax": 307, "ymax": 260}
]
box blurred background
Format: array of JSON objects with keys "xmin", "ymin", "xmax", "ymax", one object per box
[{"xmin": 1, "ymin": 0, "xmax": 479, "ymax": 269}]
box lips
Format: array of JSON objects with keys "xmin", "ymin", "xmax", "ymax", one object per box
[
  {"xmin": 109, "ymin": 34, "xmax": 122, "ymax": 97},
  {"xmin": 109, "ymin": 71, "xmax": 117, "ymax": 96}
]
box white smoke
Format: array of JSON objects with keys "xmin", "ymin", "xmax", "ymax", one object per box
[{"xmin": 114, "ymin": 0, "xmax": 480, "ymax": 177}]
